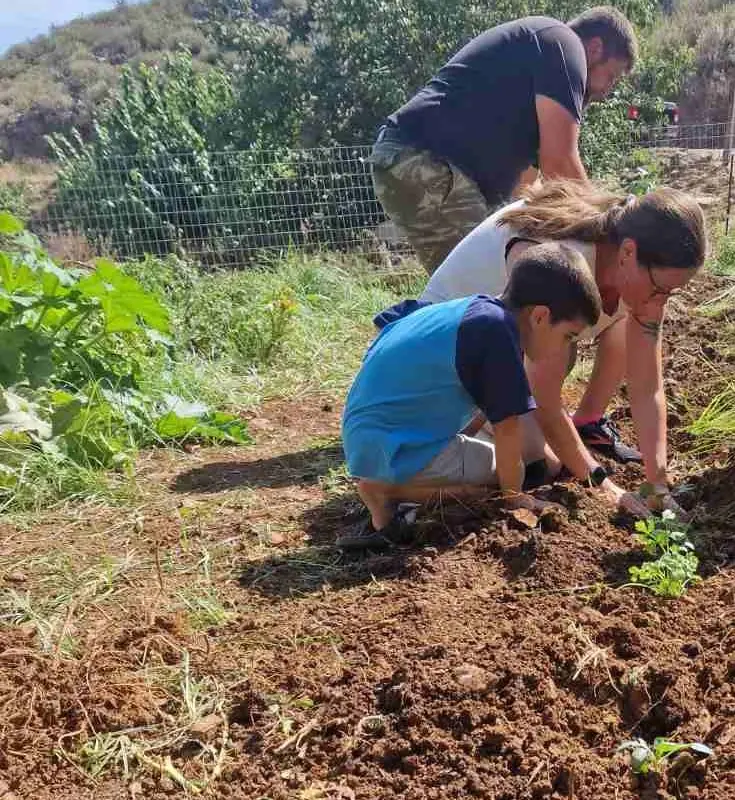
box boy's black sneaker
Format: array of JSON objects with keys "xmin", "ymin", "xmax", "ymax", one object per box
[
  {"xmin": 575, "ymin": 416, "xmax": 642, "ymax": 463},
  {"xmin": 522, "ymin": 459, "xmax": 550, "ymax": 490},
  {"xmin": 336, "ymin": 504, "xmax": 418, "ymax": 552}
]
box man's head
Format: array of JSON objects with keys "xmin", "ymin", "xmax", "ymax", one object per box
[
  {"xmin": 568, "ymin": 6, "xmax": 637, "ymax": 101},
  {"xmin": 502, "ymin": 243, "xmax": 601, "ymax": 362}
]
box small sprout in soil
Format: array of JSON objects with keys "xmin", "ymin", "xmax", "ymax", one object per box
[
  {"xmin": 625, "ymin": 511, "xmax": 701, "ymax": 598},
  {"xmin": 178, "ymin": 651, "xmax": 226, "ymax": 726},
  {"xmin": 617, "ymin": 737, "xmax": 713, "ymax": 775},
  {"xmin": 75, "ymin": 731, "xmax": 136, "ymax": 778},
  {"xmin": 264, "ymin": 695, "xmax": 314, "ymax": 741}
]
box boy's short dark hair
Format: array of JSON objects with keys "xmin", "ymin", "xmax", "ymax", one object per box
[
  {"xmin": 568, "ymin": 6, "xmax": 638, "ymax": 67},
  {"xmin": 502, "ymin": 243, "xmax": 601, "ymax": 327}
]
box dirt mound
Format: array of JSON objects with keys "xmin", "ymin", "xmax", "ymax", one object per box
[{"xmin": 1, "ymin": 267, "xmax": 735, "ymax": 799}]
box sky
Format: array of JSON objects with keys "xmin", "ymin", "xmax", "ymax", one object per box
[{"xmin": 0, "ymin": 0, "xmax": 147, "ymax": 55}]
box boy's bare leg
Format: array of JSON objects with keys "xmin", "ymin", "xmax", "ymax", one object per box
[{"xmin": 357, "ymin": 478, "xmax": 490, "ymax": 530}]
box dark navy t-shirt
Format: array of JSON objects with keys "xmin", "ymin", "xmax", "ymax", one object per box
[
  {"xmin": 343, "ymin": 296, "xmax": 535, "ymax": 482},
  {"xmin": 388, "ymin": 16, "xmax": 587, "ymax": 204}
]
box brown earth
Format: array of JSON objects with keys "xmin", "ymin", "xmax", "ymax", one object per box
[
  {"xmin": 654, "ymin": 149, "xmax": 733, "ymax": 228},
  {"xmin": 1, "ymin": 275, "xmax": 735, "ymax": 800}
]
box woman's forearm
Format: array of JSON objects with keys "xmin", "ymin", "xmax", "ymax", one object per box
[{"xmin": 626, "ymin": 315, "xmax": 667, "ymax": 484}]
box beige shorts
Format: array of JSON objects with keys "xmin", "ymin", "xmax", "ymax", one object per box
[
  {"xmin": 370, "ymin": 136, "xmax": 490, "ymax": 274},
  {"xmin": 413, "ymin": 416, "xmax": 546, "ymax": 485},
  {"xmin": 415, "ymin": 431, "xmax": 497, "ymax": 485}
]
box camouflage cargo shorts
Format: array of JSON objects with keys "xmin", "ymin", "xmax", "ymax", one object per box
[{"xmin": 370, "ymin": 130, "xmax": 490, "ymax": 274}]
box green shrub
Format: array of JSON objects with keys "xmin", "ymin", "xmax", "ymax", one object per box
[
  {"xmin": 47, "ymin": 53, "xmax": 385, "ymax": 262},
  {"xmin": 0, "ymin": 213, "xmax": 251, "ymax": 510},
  {"xmin": 620, "ymin": 148, "xmax": 661, "ymax": 195},
  {"xmin": 580, "ymin": 90, "xmax": 636, "ymax": 179},
  {"xmin": 710, "ymin": 233, "xmax": 735, "ymax": 276},
  {"xmin": 0, "ymin": 181, "xmax": 30, "ymax": 221}
]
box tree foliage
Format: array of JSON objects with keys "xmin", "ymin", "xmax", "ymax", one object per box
[{"xmin": 207, "ymin": 0, "xmax": 659, "ymax": 148}]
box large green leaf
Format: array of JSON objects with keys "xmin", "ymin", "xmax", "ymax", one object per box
[
  {"xmin": 0, "ymin": 212, "xmax": 24, "ymax": 236},
  {"xmin": 51, "ymin": 397, "xmax": 86, "ymax": 436},
  {"xmin": 154, "ymin": 409, "xmax": 251, "ymax": 444},
  {"xmin": 77, "ymin": 259, "xmax": 170, "ymax": 334},
  {"xmin": 0, "ymin": 328, "xmax": 28, "ymax": 386},
  {"xmin": 0, "ymin": 327, "xmax": 56, "ymax": 388},
  {"xmin": 0, "ymin": 255, "xmax": 37, "ymax": 295}
]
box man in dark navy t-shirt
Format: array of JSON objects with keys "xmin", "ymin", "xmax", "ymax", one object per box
[{"xmin": 371, "ymin": 7, "xmax": 637, "ymax": 273}]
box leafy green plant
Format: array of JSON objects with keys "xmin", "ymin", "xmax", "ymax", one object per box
[
  {"xmin": 579, "ymin": 89, "xmax": 636, "ymax": 178},
  {"xmin": 709, "ymin": 233, "xmax": 735, "ymax": 277},
  {"xmin": 625, "ymin": 510, "xmax": 701, "ymax": 598},
  {"xmin": 231, "ymin": 288, "xmax": 299, "ymax": 364},
  {"xmin": 617, "ymin": 737, "xmax": 713, "ymax": 775},
  {"xmin": 0, "ymin": 181, "xmax": 30, "ymax": 221},
  {"xmin": 0, "ymin": 210, "xmax": 169, "ymax": 390},
  {"xmin": 0, "ymin": 214, "xmax": 250, "ymax": 507},
  {"xmin": 621, "ymin": 149, "xmax": 661, "ymax": 196}
]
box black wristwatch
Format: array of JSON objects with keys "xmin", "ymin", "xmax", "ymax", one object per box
[{"xmin": 588, "ymin": 465, "xmax": 607, "ymax": 487}]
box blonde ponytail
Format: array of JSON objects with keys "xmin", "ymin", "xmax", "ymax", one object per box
[{"xmin": 500, "ymin": 179, "xmax": 706, "ymax": 271}]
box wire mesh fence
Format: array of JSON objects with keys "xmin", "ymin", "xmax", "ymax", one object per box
[
  {"xmin": 41, "ymin": 122, "xmax": 735, "ymax": 266},
  {"xmin": 631, "ymin": 121, "xmax": 732, "ymax": 151},
  {"xmin": 44, "ymin": 145, "xmax": 410, "ymax": 268}
]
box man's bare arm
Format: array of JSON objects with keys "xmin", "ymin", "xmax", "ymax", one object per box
[{"xmin": 535, "ymin": 95, "xmax": 589, "ymax": 183}]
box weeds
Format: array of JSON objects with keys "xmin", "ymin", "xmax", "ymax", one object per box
[
  {"xmin": 624, "ymin": 511, "xmax": 700, "ymax": 598},
  {"xmin": 178, "ymin": 586, "xmax": 233, "ymax": 630},
  {"xmin": 568, "ymin": 622, "xmax": 620, "ymax": 694},
  {"xmin": 617, "ymin": 737, "xmax": 713, "ymax": 775},
  {"xmin": 66, "ymin": 652, "xmax": 229, "ymax": 792},
  {"xmin": 689, "ymin": 383, "xmax": 735, "ymax": 452},
  {"xmin": 621, "ymin": 149, "xmax": 661, "ymax": 196},
  {"xmin": 0, "ymin": 552, "xmax": 138, "ymax": 655},
  {"xmin": 76, "ymin": 731, "xmax": 136, "ymax": 778},
  {"xmin": 709, "ymin": 232, "xmax": 735, "ymax": 276}
]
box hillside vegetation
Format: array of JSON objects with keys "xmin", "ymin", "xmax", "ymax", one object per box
[
  {"xmin": 0, "ymin": 0, "xmax": 215, "ymax": 158},
  {"xmin": 650, "ymin": 0, "xmax": 735, "ymax": 123}
]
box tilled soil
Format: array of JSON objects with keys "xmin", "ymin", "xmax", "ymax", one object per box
[{"xmin": 1, "ymin": 277, "xmax": 735, "ymax": 800}]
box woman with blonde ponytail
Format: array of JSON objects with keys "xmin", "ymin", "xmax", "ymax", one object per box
[{"xmin": 421, "ymin": 179, "xmax": 706, "ymax": 518}]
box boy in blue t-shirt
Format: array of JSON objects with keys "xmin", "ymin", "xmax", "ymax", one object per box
[{"xmin": 339, "ymin": 243, "xmax": 602, "ymax": 550}]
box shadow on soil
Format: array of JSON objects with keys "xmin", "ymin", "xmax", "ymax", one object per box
[
  {"xmin": 171, "ymin": 443, "xmax": 345, "ymax": 493},
  {"xmin": 238, "ymin": 493, "xmax": 415, "ymax": 598},
  {"xmin": 237, "ymin": 494, "xmax": 533, "ymax": 599}
]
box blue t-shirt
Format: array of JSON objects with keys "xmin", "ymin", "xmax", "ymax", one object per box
[{"xmin": 342, "ymin": 296, "xmax": 536, "ymax": 483}]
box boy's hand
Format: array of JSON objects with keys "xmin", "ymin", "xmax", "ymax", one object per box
[{"xmin": 505, "ymin": 492, "xmax": 562, "ymax": 515}]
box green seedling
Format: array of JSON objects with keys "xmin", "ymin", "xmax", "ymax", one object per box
[
  {"xmin": 617, "ymin": 737, "xmax": 713, "ymax": 775},
  {"xmin": 625, "ymin": 510, "xmax": 700, "ymax": 598}
]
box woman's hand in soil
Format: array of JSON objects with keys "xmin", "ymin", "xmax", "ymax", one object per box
[
  {"xmin": 599, "ymin": 478, "xmax": 650, "ymax": 518},
  {"xmin": 641, "ymin": 483, "xmax": 691, "ymax": 522}
]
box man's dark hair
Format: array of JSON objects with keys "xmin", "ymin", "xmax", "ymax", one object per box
[
  {"xmin": 502, "ymin": 243, "xmax": 601, "ymax": 327},
  {"xmin": 568, "ymin": 6, "xmax": 638, "ymax": 67}
]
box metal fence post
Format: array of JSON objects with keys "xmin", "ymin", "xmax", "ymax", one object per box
[{"xmin": 726, "ymin": 154, "xmax": 734, "ymax": 237}]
